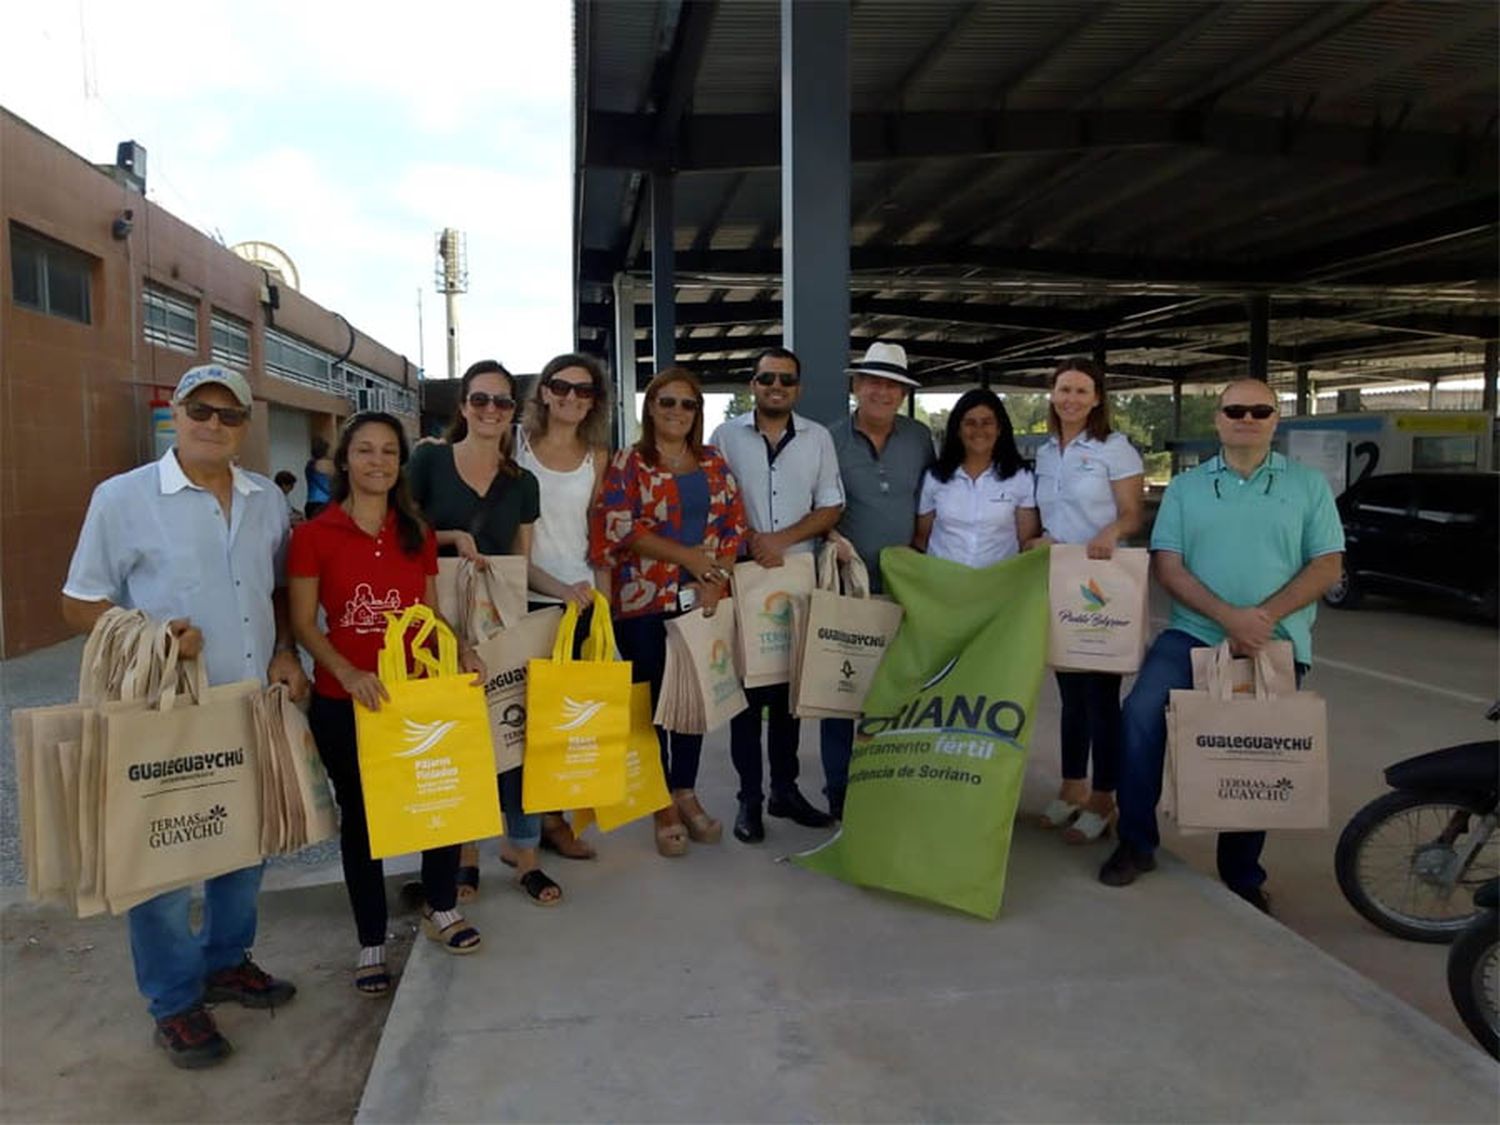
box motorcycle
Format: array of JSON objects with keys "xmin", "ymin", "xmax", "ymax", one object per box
[
  {"xmin": 1446, "ymin": 878, "xmax": 1499, "ymax": 1059},
  {"xmin": 1334, "ymin": 702, "xmax": 1499, "ymax": 943}
]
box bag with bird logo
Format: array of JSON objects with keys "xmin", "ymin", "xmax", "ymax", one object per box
[
  {"xmin": 353, "ymin": 604, "xmax": 502, "ymax": 859},
  {"xmin": 522, "ymin": 591, "xmax": 631, "ymax": 812}
]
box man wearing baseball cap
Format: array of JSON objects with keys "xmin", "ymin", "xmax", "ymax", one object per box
[
  {"xmin": 61, "ymin": 363, "xmax": 308, "ymax": 1067},
  {"xmin": 821, "ymin": 342, "xmax": 935, "ymax": 818}
]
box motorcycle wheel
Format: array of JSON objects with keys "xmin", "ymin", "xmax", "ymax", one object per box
[
  {"xmin": 1335, "ymin": 790, "xmax": 1498, "ymax": 943},
  {"xmin": 1446, "ymin": 908, "xmax": 1500, "ymax": 1059}
]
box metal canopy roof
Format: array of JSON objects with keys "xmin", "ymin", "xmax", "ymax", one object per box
[{"xmin": 572, "ymin": 0, "xmax": 1499, "ymax": 393}]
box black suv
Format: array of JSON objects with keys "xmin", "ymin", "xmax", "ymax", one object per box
[{"xmin": 1325, "ymin": 471, "xmax": 1499, "ymax": 620}]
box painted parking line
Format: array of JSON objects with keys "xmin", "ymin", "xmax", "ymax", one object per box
[
  {"xmin": 1311, "ymin": 656, "xmax": 1493, "ymax": 707},
  {"xmin": 1146, "ymin": 616, "xmax": 1493, "ymax": 706}
]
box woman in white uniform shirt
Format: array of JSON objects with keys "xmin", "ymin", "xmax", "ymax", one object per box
[
  {"xmin": 914, "ymin": 388, "xmax": 1038, "ymax": 566},
  {"xmin": 1027, "ymin": 357, "xmax": 1144, "ymax": 844}
]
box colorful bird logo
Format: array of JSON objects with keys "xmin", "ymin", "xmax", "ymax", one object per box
[
  {"xmin": 1080, "ymin": 578, "xmax": 1109, "ymax": 610},
  {"xmin": 709, "ymin": 638, "xmax": 732, "ymax": 676},
  {"xmin": 760, "ymin": 592, "xmax": 794, "ymax": 628}
]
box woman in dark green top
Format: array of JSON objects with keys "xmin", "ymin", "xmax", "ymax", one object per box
[{"xmin": 407, "ymin": 359, "xmax": 561, "ymax": 906}]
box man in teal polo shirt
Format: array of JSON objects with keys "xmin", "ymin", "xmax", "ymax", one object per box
[{"xmin": 1099, "ymin": 377, "xmax": 1344, "ymax": 910}]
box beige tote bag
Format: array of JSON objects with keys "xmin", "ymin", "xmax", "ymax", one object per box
[
  {"xmin": 1166, "ymin": 643, "xmax": 1328, "ymax": 831},
  {"xmin": 1046, "ymin": 545, "xmax": 1149, "ymax": 674},
  {"xmin": 437, "ymin": 555, "xmax": 528, "ymax": 638},
  {"xmin": 732, "ymin": 554, "xmax": 816, "ymax": 688},
  {"xmin": 791, "ymin": 544, "xmax": 903, "ymax": 720}
]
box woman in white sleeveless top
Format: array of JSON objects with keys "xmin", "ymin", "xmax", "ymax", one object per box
[{"xmin": 517, "ymin": 352, "xmax": 612, "ymax": 860}]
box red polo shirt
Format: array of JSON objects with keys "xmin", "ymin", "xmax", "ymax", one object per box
[{"xmin": 288, "ymin": 505, "xmax": 439, "ymax": 699}]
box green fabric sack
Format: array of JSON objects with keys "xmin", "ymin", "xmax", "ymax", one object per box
[{"xmin": 794, "ymin": 545, "xmax": 1051, "ymax": 918}]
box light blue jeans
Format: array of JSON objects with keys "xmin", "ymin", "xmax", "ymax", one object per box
[
  {"xmin": 127, "ymin": 863, "xmax": 264, "ymax": 1020},
  {"xmin": 499, "ymin": 766, "xmax": 541, "ymax": 849}
]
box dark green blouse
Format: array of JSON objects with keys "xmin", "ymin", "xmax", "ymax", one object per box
[{"xmin": 407, "ymin": 442, "xmax": 541, "ymax": 555}]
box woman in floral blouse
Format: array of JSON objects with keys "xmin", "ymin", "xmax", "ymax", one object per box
[{"xmin": 590, "ymin": 367, "xmax": 747, "ymax": 857}]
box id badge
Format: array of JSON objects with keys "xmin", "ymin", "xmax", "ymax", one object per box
[{"xmin": 677, "ymin": 585, "xmax": 699, "ymax": 612}]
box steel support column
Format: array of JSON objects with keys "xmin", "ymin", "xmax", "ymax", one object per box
[
  {"xmin": 1171, "ymin": 376, "xmax": 1184, "ymax": 475},
  {"xmin": 781, "ymin": 0, "xmax": 850, "ymax": 425},
  {"xmin": 1295, "ymin": 364, "xmax": 1311, "ymax": 417},
  {"xmin": 1484, "ymin": 340, "xmax": 1498, "ymax": 417},
  {"xmin": 611, "ymin": 273, "xmax": 638, "ymax": 446},
  {"xmin": 1247, "ymin": 295, "xmax": 1270, "ymax": 380},
  {"xmin": 650, "ymin": 173, "xmax": 676, "ymax": 372}
]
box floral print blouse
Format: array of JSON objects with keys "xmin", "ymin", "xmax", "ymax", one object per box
[{"xmin": 589, "ymin": 445, "xmax": 747, "ymax": 618}]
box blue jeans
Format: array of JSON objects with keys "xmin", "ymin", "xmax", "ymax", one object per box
[
  {"xmin": 499, "ymin": 766, "xmax": 542, "ymax": 849},
  {"xmin": 1117, "ymin": 629, "xmax": 1306, "ymax": 893},
  {"xmin": 820, "ymin": 718, "xmax": 854, "ymax": 811},
  {"xmin": 128, "ymin": 863, "xmax": 264, "ymax": 1020}
]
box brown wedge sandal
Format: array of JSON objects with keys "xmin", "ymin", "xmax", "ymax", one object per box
[
  {"xmin": 654, "ymin": 811, "xmax": 689, "ymax": 857},
  {"xmin": 673, "ymin": 790, "xmax": 722, "ymax": 844}
]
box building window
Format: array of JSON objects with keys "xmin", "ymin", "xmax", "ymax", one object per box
[
  {"xmin": 9, "ymin": 224, "xmax": 93, "ymax": 323},
  {"xmin": 210, "ymin": 312, "xmax": 251, "ymax": 369},
  {"xmin": 265, "ymin": 329, "xmax": 333, "ymax": 390},
  {"xmin": 143, "ymin": 286, "xmax": 198, "ymax": 354}
]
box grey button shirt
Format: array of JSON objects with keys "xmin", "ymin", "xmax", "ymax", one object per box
[
  {"xmin": 711, "ymin": 411, "xmax": 844, "ymax": 554},
  {"xmin": 830, "ymin": 413, "xmax": 935, "ymax": 594}
]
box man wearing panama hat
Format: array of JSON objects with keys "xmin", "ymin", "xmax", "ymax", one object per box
[{"xmin": 821, "ymin": 341, "xmax": 934, "ymax": 818}]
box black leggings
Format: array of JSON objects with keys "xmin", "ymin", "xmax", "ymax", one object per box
[
  {"xmin": 1055, "ymin": 670, "xmax": 1123, "ymax": 792},
  {"xmin": 308, "ymin": 694, "xmax": 460, "ymax": 947}
]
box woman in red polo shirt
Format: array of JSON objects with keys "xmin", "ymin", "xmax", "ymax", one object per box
[{"xmin": 289, "ymin": 411, "xmax": 485, "ymax": 995}]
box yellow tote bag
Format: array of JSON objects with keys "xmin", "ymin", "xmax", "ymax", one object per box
[
  {"xmin": 573, "ymin": 682, "xmax": 671, "ymax": 835},
  {"xmin": 522, "ymin": 592, "xmax": 630, "ymax": 812},
  {"xmin": 354, "ymin": 604, "xmax": 502, "ymax": 860}
]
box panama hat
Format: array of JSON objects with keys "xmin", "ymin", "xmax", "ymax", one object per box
[{"xmin": 847, "ymin": 341, "xmax": 919, "ymax": 387}]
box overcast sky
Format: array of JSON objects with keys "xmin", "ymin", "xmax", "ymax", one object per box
[{"xmin": 2, "ymin": 0, "xmax": 574, "ymax": 376}]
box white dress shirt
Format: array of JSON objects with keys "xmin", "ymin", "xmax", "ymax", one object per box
[
  {"xmin": 1034, "ymin": 431, "xmax": 1144, "ymax": 544},
  {"xmin": 64, "ymin": 449, "xmax": 290, "ymax": 687},
  {"xmin": 710, "ymin": 411, "xmax": 844, "ymax": 554},
  {"xmin": 919, "ymin": 465, "xmax": 1036, "ymax": 567}
]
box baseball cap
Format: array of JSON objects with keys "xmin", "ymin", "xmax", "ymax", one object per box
[{"xmin": 172, "ymin": 364, "xmax": 253, "ymax": 408}]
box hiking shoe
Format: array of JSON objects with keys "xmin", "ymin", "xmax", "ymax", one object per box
[
  {"xmin": 1098, "ymin": 843, "xmax": 1157, "ymax": 887},
  {"xmin": 154, "ymin": 1005, "xmax": 232, "ymax": 1069},
  {"xmin": 204, "ymin": 957, "xmax": 297, "ymax": 1009}
]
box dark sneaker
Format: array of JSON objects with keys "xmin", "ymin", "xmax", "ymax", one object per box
[
  {"xmin": 767, "ymin": 787, "xmax": 835, "ymax": 829},
  {"xmin": 1098, "ymin": 843, "xmax": 1157, "ymax": 887},
  {"xmin": 1232, "ymin": 885, "xmax": 1272, "ymax": 915},
  {"xmin": 204, "ymin": 957, "xmax": 297, "ymax": 1009},
  {"xmin": 155, "ymin": 1005, "xmax": 232, "ymax": 1069},
  {"xmin": 733, "ymin": 801, "xmax": 765, "ymax": 844}
]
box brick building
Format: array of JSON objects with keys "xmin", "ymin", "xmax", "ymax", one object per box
[{"xmin": 1, "ymin": 109, "xmax": 420, "ymax": 657}]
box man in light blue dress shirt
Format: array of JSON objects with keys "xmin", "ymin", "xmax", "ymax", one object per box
[
  {"xmin": 711, "ymin": 347, "xmax": 844, "ymax": 843},
  {"xmin": 62, "ymin": 364, "xmax": 308, "ymax": 1068}
]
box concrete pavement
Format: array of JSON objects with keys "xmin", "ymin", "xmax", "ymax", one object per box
[{"xmin": 357, "ymin": 721, "xmax": 1497, "ymax": 1124}]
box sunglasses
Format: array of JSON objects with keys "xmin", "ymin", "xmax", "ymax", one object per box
[
  {"xmin": 544, "ymin": 377, "xmax": 598, "ymax": 400},
  {"xmin": 467, "ymin": 392, "xmax": 516, "ymax": 411},
  {"xmin": 1221, "ymin": 404, "xmax": 1277, "ymax": 420},
  {"xmin": 655, "ymin": 395, "xmax": 699, "ymax": 412},
  {"xmin": 182, "ymin": 401, "xmax": 250, "ymax": 427},
  {"xmin": 753, "ymin": 371, "xmax": 800, "ymax": 388}
]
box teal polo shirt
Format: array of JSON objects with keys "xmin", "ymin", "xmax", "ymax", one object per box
[{"xmin": 1150, "ymin": 450, "xmax": 1344, "ymax": 664}]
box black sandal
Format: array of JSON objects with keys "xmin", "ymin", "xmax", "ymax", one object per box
[
  {"xmin": 354, "ymin": 964, "xmax": 392, "ymax": 996},
  {"xmin": 515, "ymin": 868, "xmax": 562, "ymax": 907},
  {"xmin": 420, "ymin": 908, "xmax": 482, "ymax": 954},
  {"xmin": 456, "ymin": 865, "xmax": 480, "ymax": 903}
]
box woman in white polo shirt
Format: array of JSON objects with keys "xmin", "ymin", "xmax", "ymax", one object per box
[
  {"xmin": 914, "ymin": 388, "xmax": 1038, "ymax": 566},
  {"xmin": 1027, "ymin": 357, "xmax": 1144, "ymax": 844}
]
